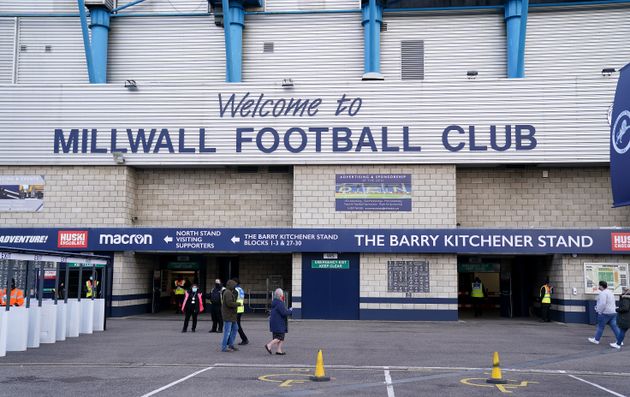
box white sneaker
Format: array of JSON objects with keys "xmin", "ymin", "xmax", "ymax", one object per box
[
  {"xmin": 588, "ymin": 337, "xmax": 600, "ymax": 345},
  {"xmin": 610, "ymin": 342, "xmax": 621, "ymax": 349}
]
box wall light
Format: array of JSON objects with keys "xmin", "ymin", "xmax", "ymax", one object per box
[
  {"xmin": 124, "ymin": 79, "xmax": 138, "ymax": 90},
  {"xmin": 467, "ymin": 70, "xmax": 478, "ymax": 79},
  {"xmin": 112, "ymin": 152, "xmax": 125, "ymax": 164},
  {"xmin": 281, "ymin": 78, "xmax": 294, "ymax": 88},
  {"xmin": 602, "ymin": 68, "xmax": 616, "ymax": 76}
]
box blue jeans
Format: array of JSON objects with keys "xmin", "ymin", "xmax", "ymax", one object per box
[
  {"xmin": 221, "ymin": 321, "xmax": 239, "ymax": 351},
  {"xmin": 617, "ymin": 328, "xmax": 627, "ymax": 345},
  {"xmin": 594, "ymin": 313, "xmax": 621, "ymax": 341}
]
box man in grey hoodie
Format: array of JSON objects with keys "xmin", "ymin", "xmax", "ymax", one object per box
[{"xmin": 588, "ymin": 281, "xmax": 621, "ymax": 345}]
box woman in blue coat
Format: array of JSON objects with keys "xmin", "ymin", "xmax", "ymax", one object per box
[{"xmin": 265, "ymin": 288, "xmax": 292, "ymax": 355}]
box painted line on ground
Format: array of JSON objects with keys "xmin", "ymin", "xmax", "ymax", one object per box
[
  {"xmin": 384, "ymin": 366, "xmax": 395, "ymax": 397},
  {"xmin": 139, "ymin": 366, "xmax": 214, "ymax": 397},
  {"xmin": 568, "ymin": 374, "xmax": 627, "ymax": 397}
]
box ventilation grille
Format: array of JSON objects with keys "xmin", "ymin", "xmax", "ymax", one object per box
[
  {"xmin": 381, "ymin": 22, "xmax": 387, "ymax": 32},
  {"xmin": 401, "ymin": 40, "xmax": 424, "ymax": 80},
  {"xmin": 263, "ymin": 42, "xmax": 274, "ymax": 53}
]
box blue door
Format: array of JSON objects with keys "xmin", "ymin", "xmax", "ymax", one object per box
[{"xmin": 301, "ymin": 253, "xmax": 359, "ymax": 320}]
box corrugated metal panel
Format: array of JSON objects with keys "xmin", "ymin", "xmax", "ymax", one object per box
[
  {"xmin": 0, "ymin": 77, "xmax": 617, "ymax": 165},
  {"xmin": 116, "ymin": 0, "xmax": 208, "ymax": 14},
  {"xmin": 0, "ymin": 18, "xmax": 16, "ymax": 83},
  {"xmin": 526, "ymin": 6, "xmax": 630, "ymax": 78},
  {"xmin": 381, "ymin": 12, "xmax": 506, "ymax": 80},
  {"xmin": 0, "ymin": 1, "xmax": 77, "ymax": 13},
  {"xmin": 108, "ymin": 16, "xmax": 224, "ymax": 83},
  {"xmin": 243, "ymin": 13, "xmax": 363, "ymax": 83},
  {"xmin": 265, "ymin": 0, "xmax": 360, "ymax": 12},
  {"xmin": 16, "ymin": 18, "xmax": 88, "ymax": 84}
]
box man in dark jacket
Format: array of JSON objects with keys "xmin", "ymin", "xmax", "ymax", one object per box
[
  {"xmin": 181, "ymin": 284, "xmax": 204, "ymax": 333},
  {"xmin": 208, "ymin": 279, "xmax": 223, "ymax": 333},
  {"xmin": 221, "ymin": 279, "xmax": 241, "ymax": 352},
  {"xmin": 611, "ymin": 287, "xmax": 630, "ymax": 349}
]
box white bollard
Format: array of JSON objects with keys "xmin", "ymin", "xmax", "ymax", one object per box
[
  {"xmin": 93, "ymin": 299, "xmax": 105, "ymax": 332},
  {"xmin": 27, "ymin": 305, "xmax": 42, "ymax": 348},
  {"xmin": 6, "ymin": 307, "xmax": 29, "ymax": 351},
  {"xmin": 40, "ymin": 301, "xmax": 57, "ymax": 344},
  {"xmin": 66, "ymin": 299, "xmax": 81, "ymax": 338},
  {"xmin": 80, "ymin": 300, "xmax": 94, "ymax": 334},
  {"xmin": 55, "ymin": 302, "xmax": 67, "ymax": 342},
  {"xmin": 0, "ymin": 310, "xmax": 7, "ymax": 357}
]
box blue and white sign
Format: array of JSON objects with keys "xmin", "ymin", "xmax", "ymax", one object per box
[
  {"xmin": 0, "ymin": 227, "xmax": 629, "ymax": 254},
  {"xmin": 611, "ymin": 63, "xmax": 630, "ymax": 207}
]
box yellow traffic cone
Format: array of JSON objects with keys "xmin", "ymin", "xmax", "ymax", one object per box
[
  {"xmin": 310, "ymin": 349, "xmax": 331, "ymax": 382},
  {"xmin": 486, "ymin": 351, "xmax": 508, "ymax": 384}
]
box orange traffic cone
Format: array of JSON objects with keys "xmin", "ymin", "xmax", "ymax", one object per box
[
  {"xmin": 486, "ymin": 351, "xmax": 508, "ymax": 384},
  {"xmin": 310, "ymin": 349, "xmax": 331, "ymax": 382}
]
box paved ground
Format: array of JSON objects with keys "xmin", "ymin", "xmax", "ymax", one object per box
[{"xmin": 1, "ymin": 315, "xmax": 629, "ymax": 397}]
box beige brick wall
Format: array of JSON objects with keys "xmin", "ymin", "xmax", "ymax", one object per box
[
  {"xmin": 457, "ymin": 167, "xmax": 630, "ymax": 228},
  {"xmin": 0, "ymin": 166, "xmax": 135, "ymax": 227},
  {"xmin": 134, "ymin": 168, "xmax": 292, "ymax": 227},
  {"xmin": 293, "ymin": 165, "xmax": 456, "ymax": 228},
  {"xmin": 111, "ymin": 252, "xmax": 154, "ymax": 307},
  {"xmin": 561, "ymin": 255, "xmax": 630, "ymax": 302}
]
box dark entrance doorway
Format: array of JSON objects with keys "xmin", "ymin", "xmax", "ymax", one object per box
[{"xmin": 301, "ymin": 253, "xmax": 360, "ymax": 320}]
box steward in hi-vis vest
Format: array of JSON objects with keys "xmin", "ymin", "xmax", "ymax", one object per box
[
  {"xmin": 471, "ymin": 277, "xmax": 485, "ymax": 318},
  {"xmin": 86, "ymin": 277, "xmax": 99, "ymax": 298},
  {"xmin": 234, "ymin": 279, "xmax": 249, "ymax": 345},
  {"xmin": 540, "ymin": 280, "xmax": 553, "ymax": 323},
  {"xmin": 0, "ymin": 279, "xmax": 25, "ymax": 307}
]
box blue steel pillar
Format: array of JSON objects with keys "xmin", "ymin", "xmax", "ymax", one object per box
[
  {"xmin": 361, "ymin": 0, "xmax": 384, "ymax": 80},
  {"xmin": 221, "ymin": 0, "xmax": 245, "ymax": 83},
  {"xmin": 504, "ymin": 0, "xmax": 528, "ymax": 78},
  {"xmin": 88, "ymin": 6, "xmax": 111, "ymax": 83}
]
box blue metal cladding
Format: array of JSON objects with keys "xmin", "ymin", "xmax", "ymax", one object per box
[
  {"xmin": 361, "ymin": 0, "xmax": 384, "ymax": 78},
  {"xmin": 222, "ymin": 0, "xmax": 245, "ymax": 82},
  {"xmin": 77, "ymin": 0, "xmax": 95, "ymax": 83},
  {"xmin": 89, "ymin": 6, "xmax": 111, "ymax": 83},
  {"xmin": 504, "ymin": 0, "xmax": 528, "ymax": 78}
]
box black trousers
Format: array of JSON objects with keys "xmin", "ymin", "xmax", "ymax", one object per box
[
  {"xmin": 472, "ymin": 298, "xmax": 483, "ymax": 317},
  {"xmin": 210, "ymin": 304, "xmax": 223, "ymax": 332},
  {"xmin": 183, "ymin": 310, "xmax": 198, "ymax": 331},
  {"xmin": 541, "ymin": 303, "xmax": 551, "ymax": 322},
  {"xmin": 237, "ymin": 313, "xmax": 248, "ymax": 342}
]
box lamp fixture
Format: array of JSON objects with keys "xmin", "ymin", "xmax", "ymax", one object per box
[
  {"xmin": 602, "ymin": 67, "xmax": 616, "ymax": 76},
  {"xmin": 124, "ymin": 79, "xmax": 137, "ymax": 90},
  {"xmin": 281, "ymin": 78, "xmax": 294, "ymax": 88},
  {"xmin": 112, "ymin": 152, "xmax": 125, "ymax": 165}
]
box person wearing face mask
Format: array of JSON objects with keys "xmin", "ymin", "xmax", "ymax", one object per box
[
  {"xmin": 208, "ymin": 279, "xmax": 224, "ymax": 333},
  {"xmin": 181, "ymin": 284, "xmax": 204, "ymax": 333}
]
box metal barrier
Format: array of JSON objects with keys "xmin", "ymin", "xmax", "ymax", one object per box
[{"xmin": 0, "ymin": 246, "xmax": 110, "ymax": 357}]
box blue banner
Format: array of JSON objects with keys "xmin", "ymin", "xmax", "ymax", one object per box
[
  {"xmin": 1, "ymin": 227, "xmax": 630, "ymax": 254},
  {"xmin": 611, "ymin": 63, "xmax": 630, "ymax": 207}
]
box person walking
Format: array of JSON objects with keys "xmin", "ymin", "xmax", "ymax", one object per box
[
  {"xmin": 181, "ymin": 284, "xmax": 204, "ymax": 333},
  {"xmin": 265, "ymin": 288, "xmax": 292, "ymax": 356},
  {"xmin": 208, "ymin": 279, "xmax": 224, "ymax": 333},
  {"xmin": 471, "ymin": 277, "xmax": 485, "ymax": 317},
  {"xmin": 610, "ymin": 287, "xmax": 630, "ymax": 349},
  {"xmin": 539, "ymin": 279, "xmax": 553, "ymax": 322},
  {"xmin": 589, "ymin": 281, "xmax": 621, "ymax": 345},
  {"xmin": 234, "ymin": 278, "xmax": 249, "ymax": 345},
  {"xmin": 221, "ymin": 279, "xmax": 241, "ymax": 352}
]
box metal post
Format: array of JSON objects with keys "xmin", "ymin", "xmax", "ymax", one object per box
[
  {"xmin": 64, "ymin": 262, "xmax": 70, "ymax": 304},
  {"xmin": 4, "ymin": 260, "xmax": 13, "ymax": 312},
  {"xmin": 54, "ymin": 261, "xmax": 60, "ymax": 305},
  {"xmin": 25, "ymin": 261, "xmax": 31, "ymax": 309},
  {"xmin": 91, "ymin": 264, "xmax": 96, "ymax": 300},
  {"xmin": 77, "ymin": 263, "xmax": 83, "ymax": 301},
  {"xmin": 38, "ymin": 264, "xmax": 45, "ymax": 307}
]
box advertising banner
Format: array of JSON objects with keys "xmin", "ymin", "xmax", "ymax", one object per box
[
  {"xmin": 335, "ymin": 174, "xmax": 411, "ymax": 211},
  {"xmin": 610, "ymin": 63, "xmax": 630, "ymax": 207},
  {"xmin": 584, "ymin": 263, "xmax": 629, "ymax": 294},
  {"xmin": 0, "ymin": 176, "xmax": 45, "ymax": 212},
  {"xmin": 1, "ymin": 227, "xmax": 630, "ymax": 255}
]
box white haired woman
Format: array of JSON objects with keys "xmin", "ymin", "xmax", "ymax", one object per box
[{"xmin": 265, "ymin": 288, "xmax": 292, "ymax": 355}]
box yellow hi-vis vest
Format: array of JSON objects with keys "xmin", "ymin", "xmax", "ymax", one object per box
[
  {"xmin": 541, "ymin": 285, "xmax": 552, "ymax": 304},
  {"xmin": 174, "ymin": 280, "xmax": 185, "ymax": 295},
  {"xmin": 86, "ymin": 280, "xmax": 99, "ymax": 298},
  {"xmin": 235, "ymin": 286, "xmax": 245, "ymax": 314},
  {"xmin": 471, "ymin": 282, "xmax": 484, "ymax": 298}
]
